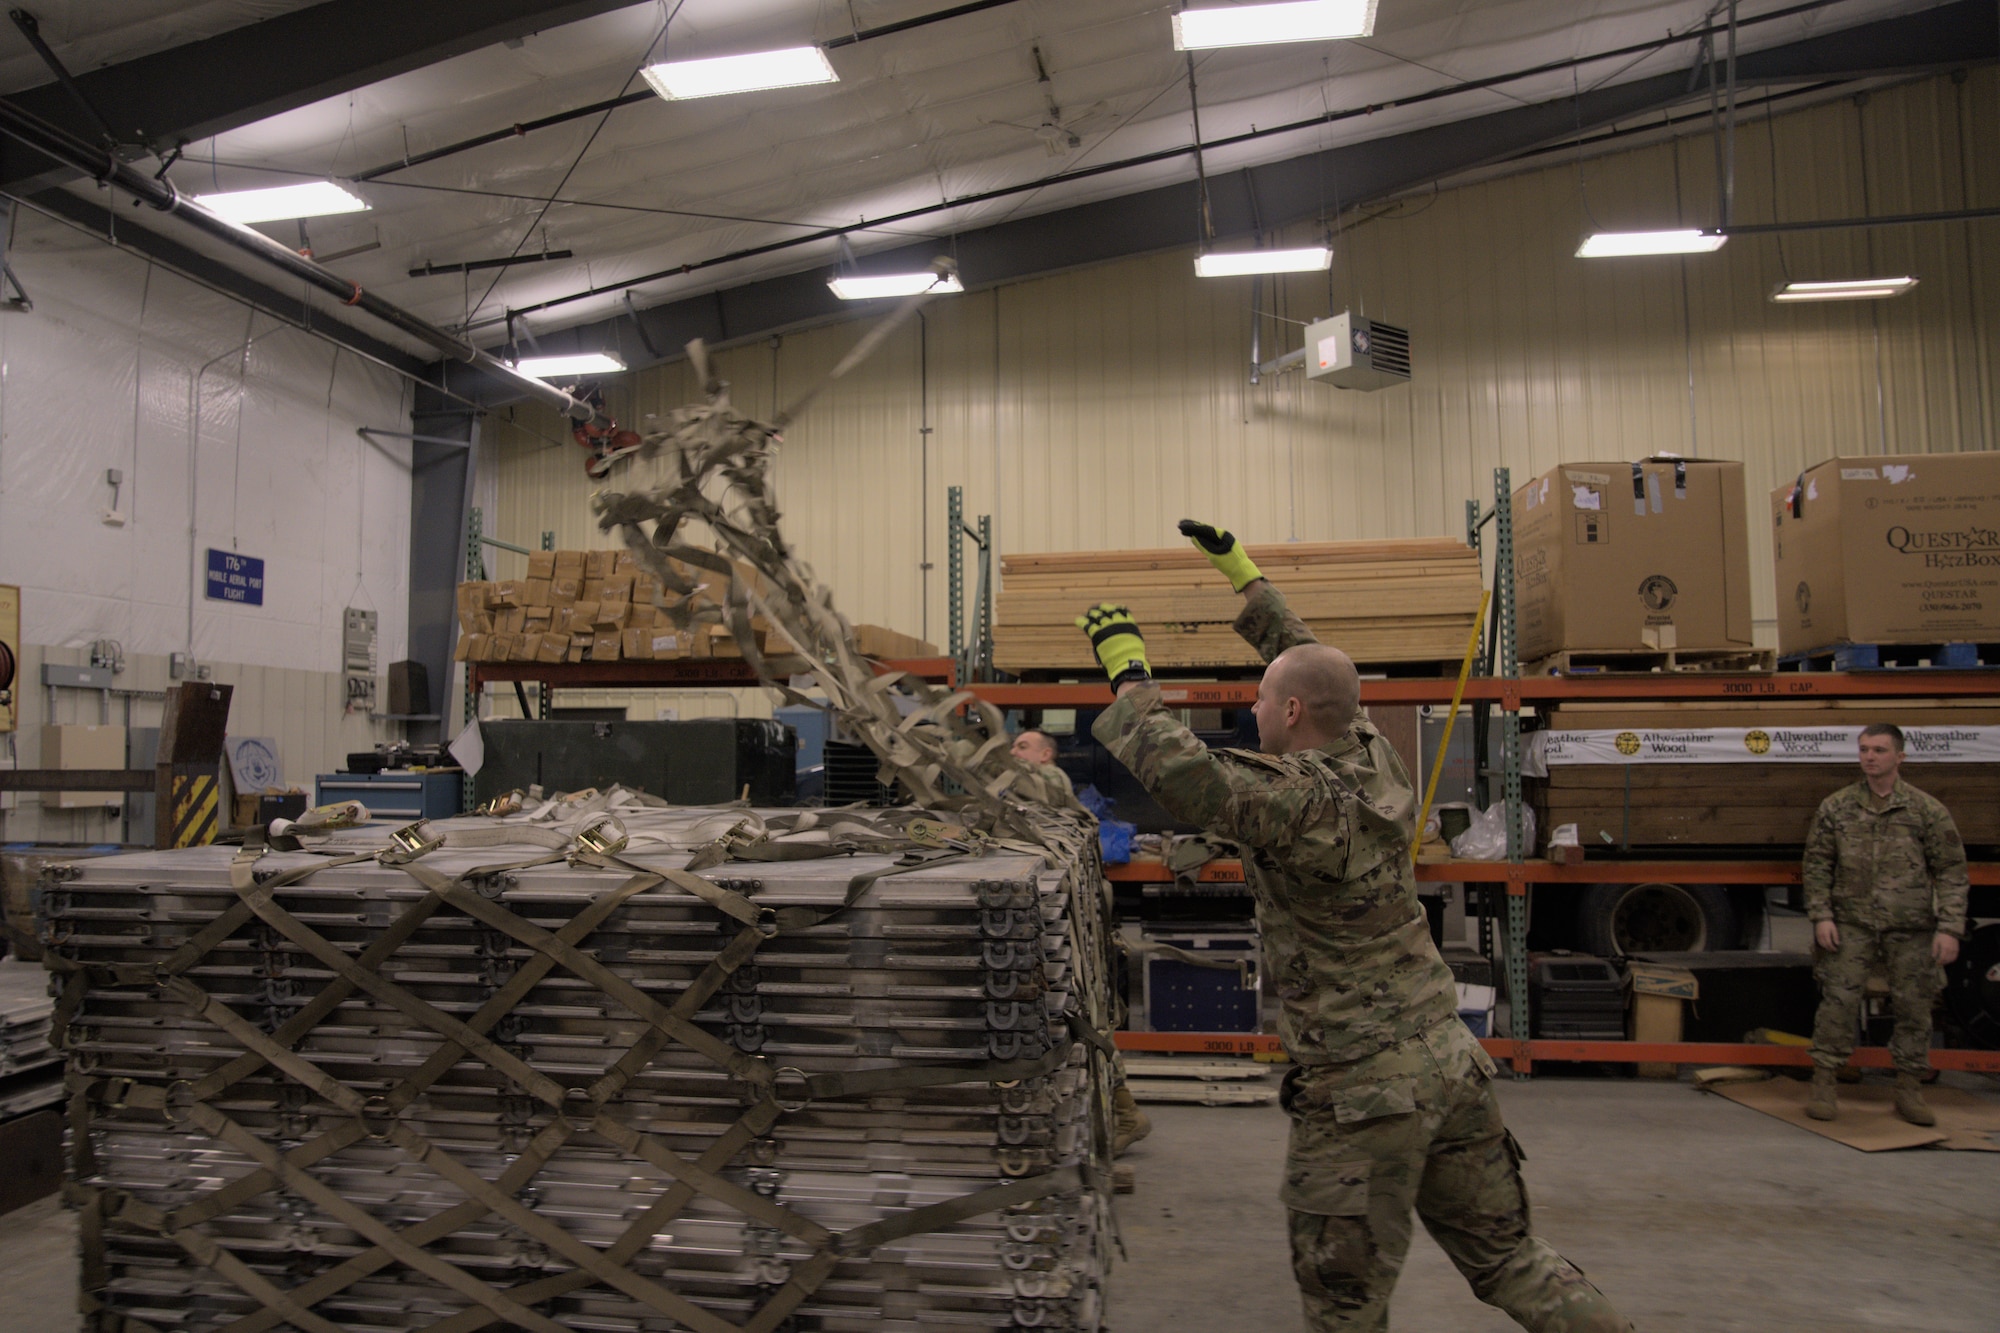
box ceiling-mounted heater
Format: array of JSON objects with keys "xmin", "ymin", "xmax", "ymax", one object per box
[{"xmin": 1305, "ymin": 311, "xmax": 1410, "ymax": 389}]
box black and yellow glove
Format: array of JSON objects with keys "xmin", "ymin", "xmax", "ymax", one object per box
[
  {"xmin": 1179, "ymin": 519, "xmax": 1264, "ymax": 592},
  {"xmin": 1075, "ymin": 602, "xmax": 1152, "ymax": 688}
]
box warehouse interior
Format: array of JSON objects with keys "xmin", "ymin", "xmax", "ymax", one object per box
[{"xmin": 0, "ymin": 1, "xmax": 1997, "ymax": 1330}]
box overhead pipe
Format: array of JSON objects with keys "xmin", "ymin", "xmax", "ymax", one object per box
[{"xmin": 0, "ymin": 96, "xmax": 599, "ymax": 422}]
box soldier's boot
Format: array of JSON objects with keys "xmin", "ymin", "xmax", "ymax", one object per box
[
  {"xmin": 1804, "ymin": 1069, "xmax": 1838, "ymax": 1121},
  {"xmin": 1892, "ymin": 1073, "xmax": 1937, "ymax": 1127},
  {"xmin": 1112, "ymin": 1085, "xmax": 1152, "ymax": 1156}
]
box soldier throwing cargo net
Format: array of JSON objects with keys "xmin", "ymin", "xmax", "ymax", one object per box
[{"xmin": 1077, "ymin": 521, "xmax": 1632, "ymax": 1333}]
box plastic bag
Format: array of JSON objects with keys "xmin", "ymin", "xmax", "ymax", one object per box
[{"xmin": 1448, "ymin": 802, "xmax": 1536, "ymax": 862}]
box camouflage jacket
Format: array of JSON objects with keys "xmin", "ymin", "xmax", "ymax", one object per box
[
  {"xmin": 1803, "ymin": 778, "xmax": 1969, "ymax": 937},
  {"xmin": 1092, "ymin": 581, "xmax": 1459, "ymax": 1063},
  {"xmin": 1028, "ymin": 760, "xmax": 1087, "ymax": 814}
]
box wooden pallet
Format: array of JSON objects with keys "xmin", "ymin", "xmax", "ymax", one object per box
[
  {"xmin": 1779, "ymin": 642, "xmax": 2000, "ymax": 672},
  {"xmin": 1526, "ymin": 647, "xmax": 1776, "ymax": 676}
]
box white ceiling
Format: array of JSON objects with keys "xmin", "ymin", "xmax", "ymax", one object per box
[{"xmin": 6, "ymin": 0, "xmax": 1940, "ymax": 351}]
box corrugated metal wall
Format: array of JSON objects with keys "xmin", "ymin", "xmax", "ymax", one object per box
[{"xmin": 492, "ymin": 71, "xmax": 1998, "ymax": 664}]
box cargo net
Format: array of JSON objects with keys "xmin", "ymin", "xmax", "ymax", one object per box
[
  {"xmin": 44, "ymin": 797, "xmax": 1116, "ymax": 1333},
  {"xmin": 591, "ymin": 318, "xmax": 1074, "ymax": 836}
]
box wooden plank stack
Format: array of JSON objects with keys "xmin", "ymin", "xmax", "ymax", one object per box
[{"xmin": 995, "ymin": 539, "xmax": 1483, "ymax": 673}]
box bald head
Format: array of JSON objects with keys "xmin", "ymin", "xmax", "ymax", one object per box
[{"xmin": 1254, "ymin": 643, "xmax": 1361, "ymax": 754}]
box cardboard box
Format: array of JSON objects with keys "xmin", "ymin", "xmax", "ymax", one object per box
[
  {"xmin": 535, "ymin": 634, "xmax": 567, "ymax": 664},
  {"xmin": 581, "ymin": 578, "xmax": 605, "ymax": 604},
  {"xmin": 1627, "ymin": 962, "xmax": 1698, "ymax": 1078},
  {"xmin": 614, "ymin": 550, "xmax": 637, "ymax": 575},
  {"xmin": 586, "ymin": 550, "xmax": 616, "ymax": 579},
  {"xmin": 595, "ymin": 597, "xmax": 629, "ymax": 630},
  {"xmin": 526, "ymin": 550, "xmax": 556, "ymax": 581},
  {"xmin": 514, "ymin": 633, "xmax": 543, "ymax": 662},
  {"xmin": 622, "ymin": 628, "xmax": 653, "ymax": 660},
  {"xmin": 548, "ymin": 576, "xmax": 581, "ymax": 607},
  {"xmin": 650, "ymin": 630, "xmax": 683, "ymax": 660},
  {"xmin": 1771, "ymin": 453, "xmax": 2000, "ymax": 654},
  {"xmin": 456, "ymin": 632, "xmax": 488, "ymax": 662},
  {"xmin": 572, "ymin": 601, "xmax": 600, "ymax": 628},
  {"xmin": 492, "ymin": 580, "xmax": 526, "ymax": 609},
  {"xmin": 590, "ymin": 631, "xmax": 623, "ymax": 662},
  {"xmin": 1513, "ymin": 458, "xmax": 1753, "ymax": 661},
  {"xmin": 40, "ymin": 724, "xmax": 127, "ymax": 809},
  {"xmin": 524, "ymin": 578, "xmax": 552, "ymax": 607},
  {"xmin": 554, "ymin": 549, "xmax": 585, "ymax": 576}
]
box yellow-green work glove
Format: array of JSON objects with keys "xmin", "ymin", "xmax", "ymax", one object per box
[
  {"xmin": 1075, "ymin": 602, "xmax": 1152, "ymax": 687},
  {"xmin": 1179, "ymin": 519, "xmax": 1263, "ymax": 592}
]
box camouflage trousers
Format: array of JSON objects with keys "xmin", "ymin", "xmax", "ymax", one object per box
[
  {"xmin": 1281, "ymin": 1021, "xmax": 1629, "ymax": 1332},
  {"xmin": 1810, "ymin": 923, "xmax": 1941, "ymax": 1076}
]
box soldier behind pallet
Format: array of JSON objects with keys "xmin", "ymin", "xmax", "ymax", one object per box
[{"xmin": 1804, "ymin": 722, "xmax": 1969, "ymax": 1125}]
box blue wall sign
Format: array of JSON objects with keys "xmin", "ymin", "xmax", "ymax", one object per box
[{"xmin": 205, "ymin": 549, "xmax": 265, "ymax": 605}]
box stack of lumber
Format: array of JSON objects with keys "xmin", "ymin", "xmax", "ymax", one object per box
[{"xmin": 995, "ymin": 539, "xmax": 1483, "ymax": 672}]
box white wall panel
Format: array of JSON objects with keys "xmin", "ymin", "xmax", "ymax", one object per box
[
  {"xmin": 0, "ymin": 209, "xmax": 413, "ymax": 842},
  {"xmin": 492, "ymin": 72, "xmax": 1999, "ymax": 660}
]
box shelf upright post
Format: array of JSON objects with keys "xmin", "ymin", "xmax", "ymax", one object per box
[
  {"xmin": 975, "ymin": 512, "xmax": 994, "ymax": 682},
  {"xmin": 461, "ymin": 507, "xmax": 487, "ymax": 813},
  {"xmin": 947, "ymin": 485, "xmax": 966, "ymax": 665},
  {"xmin": 539, "ymin": 530, "xmax": 555, "ymax": 719},
  {"xmin": 1492, "ymin": 468, "xmax": 1530, "ymax": 1069},
  {"xmin": 1464, "ymin": 496, "xmax": 1493, "ymax": 957}
]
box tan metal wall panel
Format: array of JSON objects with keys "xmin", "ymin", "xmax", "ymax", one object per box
[{"xmin": 493, "ymin": 72, "xmax": 1999, "ymax": 656}]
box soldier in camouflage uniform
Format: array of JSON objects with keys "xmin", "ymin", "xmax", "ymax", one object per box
[
  {"xmin": 1011, "ymin": 727, "xmax": 1088, "ymax": 814},
  {"xmin": 1010, "ymin": 726, "xmax": 1152, "ymax": 1153},
  {"xmin": 1803, "ymin": 722, "xmax": 1968, "ymax": 1126},
  {"xmin": 1076, "ymin": 521, "xmax": 1629, "ymax": 1332}
]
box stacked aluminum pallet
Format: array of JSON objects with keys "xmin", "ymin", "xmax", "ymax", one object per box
[
  {"xmin": 42, "ymin": 804, "xmax": 1114, "ymax": 1333},
  {"xmin": 0, "ymin": 955, "xmax": 60, "ymax": 1117}
]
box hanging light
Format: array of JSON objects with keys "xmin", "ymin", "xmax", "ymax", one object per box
[
  {"xmin": 1576, "ymin": 229, "xmax": 1727, "ymax": 258},
  {"xmin": 827, "ymin": 272, "xmax": 964, "ymax": 300},
  {"xmin": 194, "ymin": 181, "xmax": 369, "ymax": 225},
  {"xmin": 1173, "ymin": 0, "xmax": 1378, "ymax": 50},
  {"xmin": 1771, "ymin": 277, "xmax": 1917, "ymax": 302},
  {"xmin": 1194, "ymin": 247, "xmax": 1333, "ymax": 277},
  {"xmin": 515, "ymin": 353, "xmax": 625, "ymax": 378},
  {"xmin": 642, "ymin": 47, "xmax": 838, "ymax": 101}
]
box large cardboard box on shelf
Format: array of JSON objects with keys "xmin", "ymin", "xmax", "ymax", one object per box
[
  {"xmin": 1513, "ymin": 457, "xmax": 1753, "ymax": 661},
  {"xmin": 1771, "ymin": 452, "xmax": 2000, "ymax": 654},
  {"xmin": 41, "ymin": 724, "xmax": 126, "ymax": 809}
]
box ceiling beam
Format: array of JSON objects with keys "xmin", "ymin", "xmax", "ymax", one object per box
[
  {"xmin": 22, "ymin": 186, "xmax": 430, "ymax": 378},
  {"xmin": 0, "ymin": 0, "xmax": 644, "ymax": 190},
  {"xmin": 435, "ymin": 0, "xmax": 1995, "ymax": 408}
]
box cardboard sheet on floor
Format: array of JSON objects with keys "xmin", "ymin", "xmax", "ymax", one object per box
[{"xmin": 1710, "ymin": 1076, "xmax": 2000, "ymax": 1151}]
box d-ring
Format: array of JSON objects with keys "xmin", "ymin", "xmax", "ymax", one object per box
[
  {"xmin": 772, "ymin": 1067, "xmax": 812, "ymax": 1114},
  {"xmin": 359, "ymin": 1094, "xmax": 397, "ymax": 1141},
  {"xmin": 162, "ymin": 1080, "xmax": 197, "ymax": 1125}
]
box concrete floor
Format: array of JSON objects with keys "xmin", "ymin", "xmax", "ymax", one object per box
[{"xmin": 2, "ymin": 1076, "xmax": 1995, "ymax": 1333}]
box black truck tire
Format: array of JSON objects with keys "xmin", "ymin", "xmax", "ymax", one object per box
[{"xmin": 1575, "ymin": 881, "xmax": 1740, "ymax": 957}]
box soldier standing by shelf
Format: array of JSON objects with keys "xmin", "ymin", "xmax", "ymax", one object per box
[{"xmin": 1804, "ymin": 722, "xmax": 1969, "ymax": 1126}]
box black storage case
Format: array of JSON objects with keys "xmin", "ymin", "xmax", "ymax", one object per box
[{"xmin": 473, "ymin": 719, "xmax": 797, "ymax": 806}]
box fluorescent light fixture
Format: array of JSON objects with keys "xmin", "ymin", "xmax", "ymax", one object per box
[
  {"xmin": 194, "ymin": 181, "xmax": 369, "ymax": 225},
  {"xmin": 641, "ymin": 46, "xmax": 837, "ymax": 101},
  {"xmin": 1194, "ymin": 247, "xmax": 1333, "ymax": 277},
  {"xmin": 515, "ymin": 353, "xmax": 625, "ymax": 379},
  {"xmin": 827, "ymin": 271, "xmax": 964, "ymax": 300},
  {"xmin": 1772, "ymin": 277, "xmax": 1917, "ymax": 303},
  {"xmin": 1173, "ymin": 0, "xmax": 1377, "ymax": 49},
  {"xmin": 1576, "ymin": 229, "xmax": 1726, "ymax": 258}
]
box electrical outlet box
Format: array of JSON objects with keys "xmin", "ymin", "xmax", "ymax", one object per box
[{"xmin": 170, "ymin": 652, "xmax": 202, "ymax": 681}]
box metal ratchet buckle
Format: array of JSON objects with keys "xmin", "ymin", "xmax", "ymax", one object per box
[
  {"xmin": 98, "ymin": 1076, "xmax": 135, "ymax": 1110},
  {"xmin": 906, "ymin": 817, "xmax": 970, "ymax": 850},
  {"xmin": 771, "ymin": 1066, "xmax": 813, "ymax": 1114},
  {"xmin": 572, "ymin": 814, "xmax": 629, "ymax": 859},
  {"xmin": 379, "ymin": 822, "xmax": 443, "ymax": 866}
]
